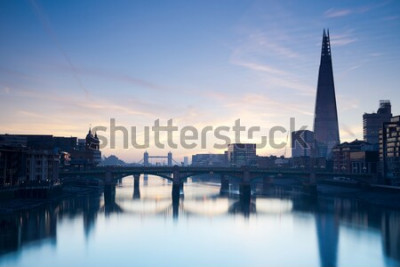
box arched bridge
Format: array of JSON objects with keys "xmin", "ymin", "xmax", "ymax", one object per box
[{"xmin": 60, "ymin": 165, "xmax": 374, "ymax": 197}]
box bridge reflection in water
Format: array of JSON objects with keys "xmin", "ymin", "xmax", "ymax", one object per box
[
  {"xmin": 100, "ymin": 174, "xmax": 400, "ymax": 267},
  {"xmin": 0, "ymin": 175, "xmax": 399, "ymax": 267}
]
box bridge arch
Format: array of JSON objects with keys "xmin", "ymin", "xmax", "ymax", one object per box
[{"xmin": 112, "ymin": 172, "xmax": 173, "ymax": 182}]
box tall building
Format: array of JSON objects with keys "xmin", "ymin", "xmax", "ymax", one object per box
[
  {"xmin": 313, "ymin": 29, "xmax": 340, "ymax": 159},
  {"xmin": 379, "ymin": 116, "xmax": 400, "ymax": 184},
  {"xmin": 227, "ymin": 143, "xmax": 257, "ymax": 167},
  {"xmin": 363, "ymin": 100, "xmax": 392, "ymax": 149},
  {"xmin": 291, "ymin": 130, "xmax": 315, "ymax": 157}
]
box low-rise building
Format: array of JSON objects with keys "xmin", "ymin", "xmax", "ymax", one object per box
[
  {"xmin": 191, "ymin": 153, "xmax": 227, "ymax": 166},
  {"xmin": 0, "ymin": 145, "xmax": 60, "ymax": 187},
  {"xmin": 25, "ymin": 149, "xmax": 60, "ymax": 184},
  {"xmin": 227, "ymin": 143, "xmax": 257, "ymax": 167},
  {"xmin": 332, "ymin": 140, "xmax": 378, "ymax": 174}
]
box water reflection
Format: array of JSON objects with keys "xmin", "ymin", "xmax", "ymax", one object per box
[
  {"xmin": 133, "ymin": 180, "xmax": 141, "ymax": 199},
  {"xmin": 103, "ymin": 185, "xmax": 122, "ymax": 215},
  {"xmin": 315, "ymin": 200, "xmax": 339, "ymax": 267},
  {"xmin": 0, "ymin": 175, "xmax": 399, "ymax": 267},
  {"xmin": 228, "ymin": 197, "xmax": 256, "ymax": 217}
]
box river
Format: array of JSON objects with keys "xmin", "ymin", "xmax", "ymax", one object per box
[{"xmin": 0, "ymin": 175, "xmax": 399, "ymax": 267}]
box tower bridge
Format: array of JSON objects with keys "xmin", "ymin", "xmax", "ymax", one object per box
[{"xmin": 136, "ymin": 151, "xmax": 180, "ymax": 166}]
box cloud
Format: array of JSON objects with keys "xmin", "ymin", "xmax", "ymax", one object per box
[
  {"xmin": 337, "ymin": 95, "xmax": 359, "ymax": 111},
  {"xmin": 229, "ymin": 43, "xmax": 314, "ymax": 94},
  {"xmin": 368, "ymin": 52, "xmax": 383, "ymax": 57},
  {"xmin": 330, "ymin": 31, "xmax": 357, "ymax": 46},
  {"xmin": 339, "ymin": 123, "xmax": 362, "ymax": 141},
  {"xmin": 324, "ymin": 2, "xmax": 389, "ymax": 19},
  {"xmin": 232, "ymin": 61, "xmax": 288, "ymax": 76},
  {"xmin": 29, "ymin": 0, "xmax": 89, "ymax": 98},
  {"xmin": 17, "ymin": 110, "xmax": 46, "ymax": 118},
  {"xmin": 382, "ymin": 15, "xmax": 399, "ymax": 21},
  {"xmin": 330, "ymin": 37, "xmax": 357, "ymax": 46},
  {"xmin": 2, "ymin": 87, "xmax": 10, "ymax": 94},
  {"xmin": 54, "ymin": 64, "xmax": 167, "ymax": 92},
  {"xmin": 324, "ymin": 8, "xmax": 352, "ymax": 18},
  {"xmin": 203, "ymin": 91, "xmax": 313, "ymax": 120},
  {"xmin": 240, "ymin": 31, "xmax": 300, "ymax": 59}
]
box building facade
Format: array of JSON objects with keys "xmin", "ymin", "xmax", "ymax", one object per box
[
  {"xmin": 332, "ymin": 140, "xmax": 378, "ymax": 174},
  {"xmin": 0, "ymin": 145, "xmax": 26, "ymax": 186},
  {"xmin": 191, "ymin": 153, "xmax": 227, "ymax": 167},
  {"xmin": 363, "ymin": 100, "xmax": 392, "ymax": 150},
  {"xmin": 379, "ymin": 116, "xmax": 400, "ymax": 184},
  {"xmin": 227, "ymin": 143, "xmax": 257, "ymax": 167},
  {"xmin": 70, "ymin": 129, "xmax": 101, "ymax": 168},
  {"xmin": 0, "ymin": 145, "xmax": 60, "ymax": 187},
  {"xmin": 25, "ymin": 150, "xmax": 60, "ymax": 183}
]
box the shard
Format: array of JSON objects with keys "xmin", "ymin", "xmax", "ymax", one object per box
[{"xmin": 313, "ymin": 29, "xmax": 340, "ymax": 158}]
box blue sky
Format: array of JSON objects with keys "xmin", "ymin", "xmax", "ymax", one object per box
[{"xmin": 1, "ymin": 0, "xmax": 400, "ymax": 162}]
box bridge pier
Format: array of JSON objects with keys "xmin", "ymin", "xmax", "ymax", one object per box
[
  {"xmin": 172, "ymin": 166, "xmax": 183, "ymax": 198},
  {"xmin": 133, "ymin": 174, "xmax": 140, "ymax": 199},
  {"xmin": 220, "ymin": 174, "xmax": 229, "ymax": 195},
  {"xmin": 104, "ymin": 171, "xmax": 114, "ymax": 186},
  {"xmin": 104, "ymin": 184, "xmax": 116, "ymax": 207},
  {"xmin": 133, "ymin": 174, "xmax": 140, "ymax": 188},
  {"xmin": 104, "ymin": 171, "xmax": 116, "ymax": 207},
  {"xmin": 263, "ymin": 176, "xmax": 272, "ymax": 193},
  {"xmin": 172, "ymin": 189, "xmax": 180, "ymax": 219},
  {"xmin": 239, "ymin": 169, "xmax": 251, "ymax": 201}
]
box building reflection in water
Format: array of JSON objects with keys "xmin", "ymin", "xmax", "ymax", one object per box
[
  {"xmin": 228, "ymin": 196, "xmax": 256, "ymax": 217},
  {"xmin": 382, "ymin": 211, "xmax": 400, "ymax": 262},
  {"xmin": 0, "ymin": 208, "xmax": 57, "ymax": 256},
  {"xmin": 0, "ymin": 178, "xmax": 400, "ymax": 266},
  {"xmin": 133, "ymin": 182, "xmax": 141, "ymax": 199},
  {"xmin": 0, "ymin": 191, "xmax": 103, "ymax": 256},
  {"xmin": 315, "ymin": 200, "xmax": 339, "ymax": 267},
  {"xmin": 172, "ymin": 193, "xmax": 180, "ymax": 220},
  {"xmin": 103, "ymin": 185, "xmax": 122, "ymax": 215}
]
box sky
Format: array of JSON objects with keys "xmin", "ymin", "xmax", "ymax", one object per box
[{"xmin": 1, "ymin": 0, "xmax": 400, "ymax": 163}]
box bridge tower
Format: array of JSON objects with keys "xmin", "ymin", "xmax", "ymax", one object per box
[
  {"xmin": 168, "ymin": 152, "xmax": 172, "ymax": 166},
  {"xmin": 144, "ymin": 151, "xmax": 149, "ymax": 166},
  {"xmin": 140, "ymin": 151, "xmax": 175, "ymax": 166}
]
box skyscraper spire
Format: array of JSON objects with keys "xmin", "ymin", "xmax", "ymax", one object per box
[{"xmin": 313, "ymin": 29, "xmax": 340, "ymax": 159}]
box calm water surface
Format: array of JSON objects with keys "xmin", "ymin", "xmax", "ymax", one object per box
[{"xmin": 0, "ymin": 175, "xmax": 399, "ymax": 267}]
